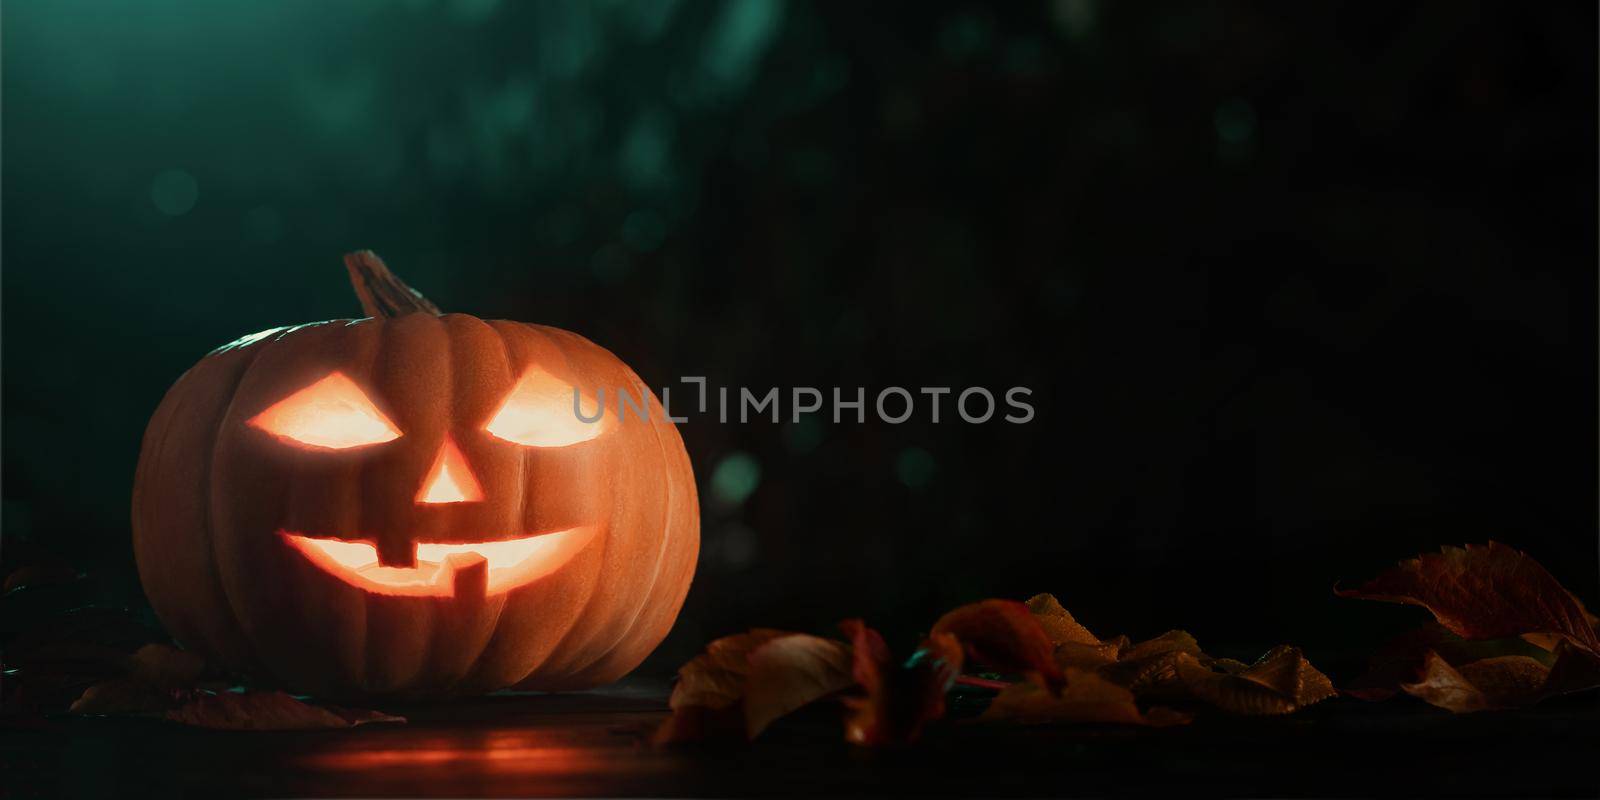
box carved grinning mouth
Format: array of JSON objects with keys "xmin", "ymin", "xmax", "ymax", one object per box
[{"xmin": 281, "ymin": 528, "xmax": 596, "ymax": 598}]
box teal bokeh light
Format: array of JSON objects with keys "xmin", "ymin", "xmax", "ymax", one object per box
[
  {"xmin": 150, "ymin": 169, "xmax": 199, "ymax": 216},
  {"xmin": 710, "ymin": 452, "xmax": 762, "ymax": 507}
]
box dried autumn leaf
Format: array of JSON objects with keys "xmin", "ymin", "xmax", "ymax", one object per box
[
  {"xmin": 1171, "ymin": 645, "xmax": 1335, "ymax": 715},
  {"xmin": 1400, "ymin": 651, "xmax": 1550, "ymax": 713},
  {"xmin": 743, "ymin": 634, "xmax": 854, "ymax": 737},
  {"xmin": 68, "ymin": 644, "xmax": 211, "ymax": 716},
  {"xmin": 1102, "ymin": 630, "xmax": 1210, "ymax": 694},
  {"xmin": 1523, "ymin": 593, "xmax": 1598, "ymax": 651},
  {"xmin": 69, "ymin": 678, "xmax": 180, "ymax": 716},
  {"xmin": 166, "ymin": 691, "xmax": 404, "ymax": 730},
  {"xmin": 1341, "ymin": 624, "xmax": 1456, "ymax": 702},
  {"xmin": 1120, "ymin": 629, "xmax": 1205, "ymax": 662},
  {"xmin": 1343, "ymin": 622, "xmax": 1557, "ymax": 702},
  {"xmin": 1336, "ymin": 542, "xmax": 1600, "ymax": 654},
  {"xmin": 1541, "ymin": 639, "xmax": 1600, "ymax": 698},
  {"xmin": 841, "ymin": 620, "xmax": 963, "ymax": 747},
  {"xmin": 980, "ymin": 669, "xmax": 1190, "ymax": 727},
  {"xmin": 656, "ymin": 629, "xmax": 854, "ymax": 743},
  {"xmin": 931, "ymin": 599, "xmax": 1064, "ymax": 689},
  {"xmin": 1024, "ymin": 594, "xmax": 1124, "ymax": 670},
  {"xmin": 666, "ymin": 629, "xmax": 791, "ymax": 713},
  {"xmin": 1025, "ymin": 594, "xmax": 1102, "ymax": 646},
  {"xmin": 1400, "ymin": 638, "xmax": 1600, "ymax": 714}
]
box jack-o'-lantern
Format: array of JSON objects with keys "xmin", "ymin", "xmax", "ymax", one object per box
[{"xmin": 132, "ymin": 252, "xmax": 699, "ymax": 699}]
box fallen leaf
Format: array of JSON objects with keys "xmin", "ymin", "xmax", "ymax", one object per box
[
  {"xmin": 743, "ymin": 633, "xmax": 854, "ymax": 737},
  {"xmin": 1209, "ymin": 658, "xmax": 1252, "ymax": 674},
  {"xmin": 1343, "ymin": 623, "xmax": 1555, "ymax": 702},
  {"xmin": 69, "ymin": 678, "xmax": 182, "ymax": 716},
  {"xmin": 165, "ymin": 690, "xmax": 403, "ymax": 730},
  {"xmin": 1400, "ymin": 651, "xmax": 1548, "ymax": 712},
  {"xmin": 980, "ymin": 669, "xmax": 1190, "ymax": 726},
  {"xmin": 67, "ymin": 644, "xmax": 213, "ymax": 717},
  {"xmin": 1018, "ymin": 596, "xmax": 1331, "ymax": 717},
  {"xmin": 656, "ymin": 629, "xmax": 853, "ymax": 743},
  {"xmin": 1120, "ymin": 629, "xmax": 1205, "ymax": 663},
  {"xmin": 841, "ymin": 620, "xmax": 963, "ymax": 747},
  {"xmin": 1172, "ymin": 645, "xmax": 1335, "ymax": 715},
  {"xmin": 1540, "ymin": 640, "xmax": 1600, "ymax": 697},
  {"xmin": 1102, "ymin": 630, "xmax": 1209, "ymax": 694},
  {"xmin": 1025, "ymin": 594, "xmax": 1102, "ymax": 646},
  {"xmin": 931, "ymin": 599, "xmax": 1064, "ymax": 689},
  {"xmin": 1337, "ymin": 542, "xmax": 1600, "ymax": 654},
  {"xmin": 1399, "ymin": 638, "xmax": 1600, "ymax": 714},
  {"xmin": 1024, "ymin": 594, "xmax": 1125, "ymax": 670},
  {"xmin": 665, "ymin": 629, "xmax": 791, "ymax": 713},
  {"xmin": 1521, "ymin": 594, "xmax": 1600, "ymax": 650}
]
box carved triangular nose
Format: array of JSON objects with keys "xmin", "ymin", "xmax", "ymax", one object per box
[{"xmin": 416, "ymin": 435, "xmax": 484, "ymax": 504}]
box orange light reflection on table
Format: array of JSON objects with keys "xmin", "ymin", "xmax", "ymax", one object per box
[{"xmin": 289, "ymin": 729, "xmax": 644, "ymax": 781}]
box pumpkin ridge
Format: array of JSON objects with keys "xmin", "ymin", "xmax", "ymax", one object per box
[
  {"xmin": 571, "ymin": 376, "xmax": 699, "ymax": 685},
  {"xmin": 439, "ymin": 318, "xmax": 523, "ymax": 694},
  {"xmin": 363, "ymin": 313, "xmax": 450, "ymax": 692},
  {"xmin": 342, "ymin": 316, "xmax": 401, "ymax": 692},
  {"xmin": 202, "ymin": 341, "xmax": 277, "ymax": 686},
  {"xmin": 135, "ymin": 358, "xmax": 240, "ymax": 656},
  {"xmin": 425, "ymin": 314, "xmax": 513, "ymax": 693},
  {"xmin": 469, "ymin": 320, "xmax": 604, "ymax": 689},
  {"xmin": 563, "ymin": 369, "xmax": 678, "ymax": 682},
  {"xmin": 348, "ymin": 317, "xmax": 393, "ymax": 692},
  {"xmin": 409, "ymin": 314, "xmax": 454, "ymax": 688},
  {"xmin": 342, "ymin": 322, "xmax": 382, "ymax": 692},
  {"xmin": 500, "ymin": 323, "xmax": 616, "ymax": 687}
]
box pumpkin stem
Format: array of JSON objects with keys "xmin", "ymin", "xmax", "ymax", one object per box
[{"xmin": 344, "ymin": 250, "xmax": 442, "ymax": 318}]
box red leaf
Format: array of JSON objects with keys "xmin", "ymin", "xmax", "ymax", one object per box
[
  {"xmin": 1336, "ymin": 542, "xmax": 1600, "ymax": 654},
  {"xmin": 840, "ymin": 620, "xmax": 963, "ymax": 747},
  {"xmin": 929, "ymin": 599, "xmax": 1064, "ymax": 689}
]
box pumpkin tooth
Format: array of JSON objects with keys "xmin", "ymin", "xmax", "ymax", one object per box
[
  {"xmin": 375, "ymin": 537, "xmax": 417, "ymax": 568},
  {"xmin": 447, "ymin": 552, "xmax": 489, "ymax": 604}
]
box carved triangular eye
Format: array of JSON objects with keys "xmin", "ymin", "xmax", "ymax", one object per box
[
  {"xmin": 248, "ymin": 372, "xmax": 401, "ymax": 450},
  {"xmin": 484, "ymin": 367, "xmax": 610, "ymax": 447}
]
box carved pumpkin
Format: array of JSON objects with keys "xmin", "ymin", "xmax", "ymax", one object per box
[{"xmin": 132, "ymin": 252, "xmax": 699, "ymax": 699}]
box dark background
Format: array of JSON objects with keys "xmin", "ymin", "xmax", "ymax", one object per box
[{"xmin": 3, "ymin": 1, "xmax": 1595, "ymax": 677}]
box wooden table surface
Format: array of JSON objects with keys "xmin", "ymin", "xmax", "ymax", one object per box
[{"xmin": 4, "ymin": 678, "xmax": 1597, "ymax": 797}]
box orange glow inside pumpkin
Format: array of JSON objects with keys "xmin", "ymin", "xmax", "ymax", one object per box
[
  {"xmin": 416, "ymin": 436, "xmax": 485, "ymax": 504},
  {"xmin": 248, "ymin": 372, "xmax": 401, "ymax": 450},
  {"xmin": 484, "ymin": 367, "xmax": 610, "ymax": 447},
  {"xmin": 282, "ymin": 528, "xmax": 595, "ymax": 597}
]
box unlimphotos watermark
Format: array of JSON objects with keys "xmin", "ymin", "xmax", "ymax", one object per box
[{"xmin": 570, "ymin": 378, "xmax": 1034, "ymax": 425}]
